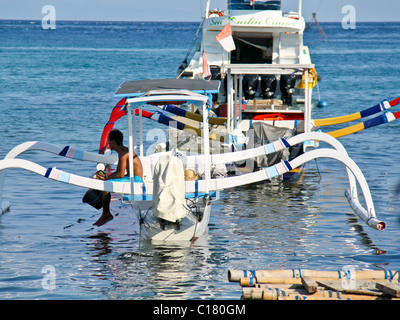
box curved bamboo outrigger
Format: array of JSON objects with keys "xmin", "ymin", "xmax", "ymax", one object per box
[{"xmin": 0, "ymin": 129, "xmax": 386, "ymax": 231}]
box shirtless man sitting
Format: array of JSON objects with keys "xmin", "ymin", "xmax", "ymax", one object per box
[{"xmin": 94, "ymin": 129, "xmax": 143, "ymax": 227}]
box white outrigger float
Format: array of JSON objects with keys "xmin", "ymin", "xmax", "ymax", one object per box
[{"xmin": 0, "ymin": 80, "xmax": 387, "ymax": 242}]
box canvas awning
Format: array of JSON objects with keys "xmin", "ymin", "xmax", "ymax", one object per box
[{"xmin": 115, "ymin": 79, "xmax": 220, "ymax": 98}]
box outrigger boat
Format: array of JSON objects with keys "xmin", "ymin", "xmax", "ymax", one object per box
[
  {"xmin": 0, "ymin": 79, "xmax": 387, "ymax": 242},
  {"xmin": 0, "ymin": 1, "xmax": 394, "ymax": 240}
]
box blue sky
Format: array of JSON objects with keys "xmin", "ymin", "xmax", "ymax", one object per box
[{"xmin": 1, "ymin": 0, "xmax": 399, "ymax": 22}]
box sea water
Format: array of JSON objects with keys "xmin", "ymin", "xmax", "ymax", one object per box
[{"xmin": 0, "ymin": 20, "xmax": 400, "ymax": 300}]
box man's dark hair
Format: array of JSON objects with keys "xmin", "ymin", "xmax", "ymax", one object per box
[{"xmin": 109, "ymin": 129, "xmax": 123, "ymax": 146}]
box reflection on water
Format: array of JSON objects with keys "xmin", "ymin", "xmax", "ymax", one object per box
[
  {"xmin": 0, "ymin": 160, "xmax": 398, "ymax": 299},
  {"xmin": 60, "ymin": 165, "xmax": 391, "ymax": 300},
  {"xmin": 86, "ymin": 230, "xmax": 217, "ymax": 299}
]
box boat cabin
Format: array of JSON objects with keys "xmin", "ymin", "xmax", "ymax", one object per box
[{"xmin": 178, "ymin": 0, "xmax": 315, "ymax": 140}]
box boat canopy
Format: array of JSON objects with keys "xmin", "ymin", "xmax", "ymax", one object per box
[
  {"xmin": 115, "ymin": 79, "xmax": 220, "ymax": 98},
  {"xmin": 229, "ymin": 0, "xmax": 281, "ymax": 11}
]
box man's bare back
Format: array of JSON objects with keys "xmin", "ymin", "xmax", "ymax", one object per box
[{"xmin": 93, "ymin": 130, "xmax": 143, "ymax": 227}]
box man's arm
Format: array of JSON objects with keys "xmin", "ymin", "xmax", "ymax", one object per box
[{"xmin": 105, "ymin": 152, "xmax": 128, "ymax": 180}]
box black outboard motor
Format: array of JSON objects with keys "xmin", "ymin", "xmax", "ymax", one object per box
[
  {"xmin": 243, "ymin": 75, "xmax": 259, "ymax": 100},
  {"xmin": 210, "ymin": 66, "xmax": 221, "ymax": 80},
  {"xmin": 280, "ymin": 74, "xmax": 298, "ymax": 106},
  {"xmin": 260, "ymin": 75, "xmax": 277, "ymax": 99},
  {"xmin": 210, "ymin": 66, "xmax": 221, "ymax": 103}
]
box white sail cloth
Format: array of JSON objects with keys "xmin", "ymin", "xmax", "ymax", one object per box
[{"xmin": 152, "ymin": 155, "xmax": 187, "ymax": 222}]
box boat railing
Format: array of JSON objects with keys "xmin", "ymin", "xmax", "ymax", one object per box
[
  {"xmin": 224, "ymin": 63, "xmax": 314, "ymax": 75},
  {"xmin": 223, "ymin": 63, "xmax": 315, "ymax": 133},
  {"xmin": 228, "ymin": 0, "xmax": 281, "ymax": 11}
]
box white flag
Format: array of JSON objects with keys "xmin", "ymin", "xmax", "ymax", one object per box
[{"xmin": 216, "ymin": 23, "xmax": 236, "ymax": 52}]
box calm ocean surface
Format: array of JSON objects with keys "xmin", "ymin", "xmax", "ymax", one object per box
[{"xmin": 0, "ymin": 20, "xmax": 400, "ymax": 300}]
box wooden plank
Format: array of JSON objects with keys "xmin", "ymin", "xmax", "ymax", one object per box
[
  {"xmin": 261, "ymin": 288, "xmax": 387, "ymax": 301},
  {"xmin": 301, "ymin": 276, "xmax": 318, "ymax": 293},
  {"xmin": 316, "ymin": 280, "xmax": 343, "ymax": 292},
  {"xmin": 317, "ymin": 280, "xmax": 386, "ymax": 297},
  {"xmin": 376, "ymin": 282, "xmax": 400, "ymax": 298}
]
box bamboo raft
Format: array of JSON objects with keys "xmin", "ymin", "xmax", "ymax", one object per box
[{"xmin": 228, "ymin": 269, "xmax": 400, "ymax": 300}]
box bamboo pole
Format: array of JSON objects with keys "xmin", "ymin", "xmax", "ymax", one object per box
[
  {"xmin": 242, "ymin": 287, "xmax": 397, "ymax": 301},
  {"xmin": 236, "ymin": 269, "xmax": 400, "ymax": 301},
  {"xmin": 255, "ymin": 283, "xmax": 304, "ymax": 290},
  {"xmin": 229, "ymin": 269, "xmax": 400, "ymax": 282},
  {"xmin": 240, "ymin": 277, "xmax": 303, "ymax": 286},
  {"xmin": 262, "ymin": 290, "xmax": 393, "ymax": 301}
]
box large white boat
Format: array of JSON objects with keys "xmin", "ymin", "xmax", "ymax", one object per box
[
  {"xmin": 175, "ymin": 0, "xmax": 317, "ymax": 178},
  {"xmin": 174, "ymin": 0, "xmax": 400, "ymax": 178}
]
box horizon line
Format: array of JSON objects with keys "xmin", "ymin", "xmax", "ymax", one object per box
[{"xmin": 1, "ymin": 18, "xmax": 400, "ymax": 24}]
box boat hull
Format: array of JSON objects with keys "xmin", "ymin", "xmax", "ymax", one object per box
[{"xmin": 134, "ymin": 198, "xmax": 212, "ymax": 242}]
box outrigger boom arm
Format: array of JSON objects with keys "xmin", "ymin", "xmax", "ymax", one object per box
[
  {"xmin": 3, "ymin": 141, "xmax": 118, "ymax": 165},
  {"xmin": 0, "ymin": 132, "xmax": 386, "ymax": 230}
]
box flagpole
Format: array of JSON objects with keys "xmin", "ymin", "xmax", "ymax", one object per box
[
  {"xmin": 298, "ymin": 0, "xmax": 302, "ymax": 19},
  {"xmin": 205, "ymin": 0, "xmax": 211, "ymax": 19},
  {"xmin": 215, "ymin": 21, "xmax": 236, "ymax": 144}
]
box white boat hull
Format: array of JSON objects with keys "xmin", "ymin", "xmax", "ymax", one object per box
[{"xmin": 134, "ymin": 198, "xmax": 212, "ymax": 242}]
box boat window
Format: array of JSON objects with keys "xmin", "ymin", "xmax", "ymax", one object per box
[
  {"xmin": 229, "ymin": 0, "xmax": 281, "ymax": 11},
  {"xmin": 231, "ymin": 33, "xmax": 273, "ymax": 64}
]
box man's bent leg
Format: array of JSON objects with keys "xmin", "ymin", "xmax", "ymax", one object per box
[{"xmin": 93, "ymin": 191, "xmax": 113, "ymax": 226}]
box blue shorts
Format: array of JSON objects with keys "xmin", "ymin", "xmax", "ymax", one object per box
[{"xmin": 110, "ymin": 176, "xmax": 143, "ymax": 183}]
